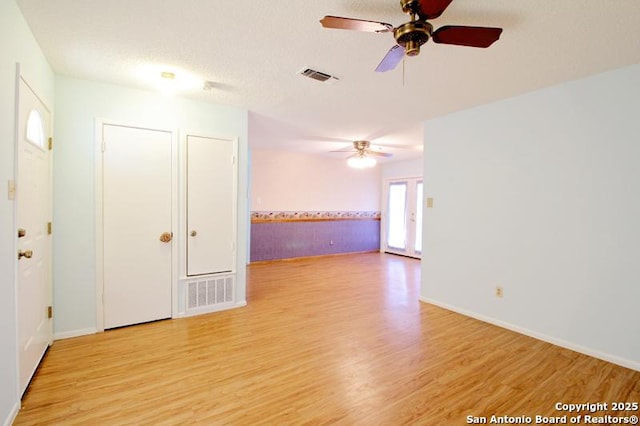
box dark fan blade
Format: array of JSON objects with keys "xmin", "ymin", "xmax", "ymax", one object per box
[
  {"xmin": 432, "ymin": 26, "xmax": 503, "ymax": 48},
  {"xmin": 320, "ymin": 16, "xmax": 394, "ymax": 33},
  {"xmin": 375, "ymin": 45, "xmax": 405, "ymax": 73},
  {"xmin": 417, "ymin": 0, "xmax": 454, "ymax": 19}
]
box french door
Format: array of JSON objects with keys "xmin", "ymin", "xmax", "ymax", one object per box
[{"xmin": 383, "ymin": 177, "xmax": 423, "ymax": 258}]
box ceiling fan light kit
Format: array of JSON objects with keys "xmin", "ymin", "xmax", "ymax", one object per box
[
  {"xmin": 347, "ymin": 154, "xmax": 377, "ymax": 169},
  {"xmin": 320, "ymin": 0, "xmax": 503, "ymax": 73},
  {"xmin": 339, "ymin": 140, "xmax": 391, "ymax": 168}
]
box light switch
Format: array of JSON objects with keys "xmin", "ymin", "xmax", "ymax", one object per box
[
  {"xmin": 426, "ymin": 197, "xmax": 434, "ymax": 208},
  {"xmin": 7, "ymin": 180, "xmax": 15, "ymax": 200}
]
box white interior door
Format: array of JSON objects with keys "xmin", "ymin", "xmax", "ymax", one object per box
[
  {"xmin": 102, "ymin": 124, "xmax": 173, "ymax": 329},
  {"xmin": 383, "ymin": 178, "xmax": 423, "ymax": 259},
  {"xmin": 186, "ymin": 135, "xmax": 236, "ymax": 276},
  {"xmin": 16, "ymin": 76, "xmax": 53, "ymax": 395}
]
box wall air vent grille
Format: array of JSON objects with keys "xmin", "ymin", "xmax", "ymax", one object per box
[
  {"xmin": 186, "ymin": 275, "xmax": 234, "ymax": 313},
  {"xmin": 299, "ymin": 68, "xmax": 338, "ymax": 83}
]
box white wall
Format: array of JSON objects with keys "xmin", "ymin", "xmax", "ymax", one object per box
[
  {"xmin": 53, "ymin": 76, "xmax": 249, "ymax": 337},
  {"xmin": 381, "ymin": 158, "xmax": 423, "ymax": 181},
  {"xmin": 422, "ymin": 64, "xmax": 640, "ymax": 370},
  {"xmin": 251, "ymin": 149, "xmax": 381, "ymax": 211},
  {"xmin": 0, "ymin": 1, "xmax": 55, "ymax": 423}
]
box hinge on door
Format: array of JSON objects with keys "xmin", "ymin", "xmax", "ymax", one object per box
[
  {"xmin": 47, "ymin": 306, "xmax": 53, "ymax": 319},
  {"xmin": 47, "ymin": 222, "xmax": 52, "ymax": 235},
  {"xmin": 48, "ymin": 137, "xmax": 53, "ymax": 150}
]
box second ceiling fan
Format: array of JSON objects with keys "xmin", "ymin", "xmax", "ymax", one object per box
[
  {"xmin": 320, "ymin": 0, "xmax": 503, "ymax": 72},
  {"xmin": 336, "ymin": 141, "xmax": 392, "ymax": 168}
]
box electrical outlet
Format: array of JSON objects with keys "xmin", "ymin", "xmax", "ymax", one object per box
[{"xmin": 495, "ymin": 286, "xmax": 504, "ymax": 298}]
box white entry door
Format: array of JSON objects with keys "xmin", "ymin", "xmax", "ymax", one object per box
[
  {"xmin": 16, "ymin": 75, "xmax": 53, "ymax": 395},
  {"xmin": 383, "ymin": 178, "xmax": 423, "ymax": 259},
  {"xmin": 102, "ymin": 124, "xmax": 173, "ymax": 329},
  {"xmin": 186, "ymin": 135, "xmax": 236, "ymax": 276}
]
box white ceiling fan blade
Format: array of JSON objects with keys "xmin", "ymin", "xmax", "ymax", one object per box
[
  {"xmin": 375, "ymin": 45, "xmax": 405, "ymax": 73},
  {"xmin": 367, "ymin": 151, "xmax": 393, "ymax": 158},
  {"xmin": 370, "ymin": 142, "xmax": 422, "ymax": 150},
  {"xmin": 320, "ymin": 16, "xmax": 394, "ymax": 33}
]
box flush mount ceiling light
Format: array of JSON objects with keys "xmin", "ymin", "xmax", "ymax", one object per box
[
  {"xmin": 140, "ymin": 65, "xmax": 203, "ymax": 95},
  {"xmin": 158, "ymin": 69, "xmax": 202, "ymax": 95}
]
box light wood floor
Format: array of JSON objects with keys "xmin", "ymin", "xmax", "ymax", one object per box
[{"xmin": 15, "ymin": 253, "xmax": 640, "ymax": 425}]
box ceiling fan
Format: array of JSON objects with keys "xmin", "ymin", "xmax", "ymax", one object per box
[
  {"xmin": 334, "ymin": 141, "xmax": 392, "ymax": 168},
  {"xmin": 320, "ymin": 0, "xmax": 503, "ymax": 72}
]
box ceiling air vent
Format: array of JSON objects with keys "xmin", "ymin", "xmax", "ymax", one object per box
[{"xmin": 299, "ymin": 68, "xmax": 339, "ymax": 83}]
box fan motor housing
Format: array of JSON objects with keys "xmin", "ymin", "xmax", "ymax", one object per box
[
  {"xmin": 354, "ymin": 140, "xmax": 370, "ymax": 151},
  {"xmin": 394, "ymin": 20, "xmax": 433, "ymax": 56}
]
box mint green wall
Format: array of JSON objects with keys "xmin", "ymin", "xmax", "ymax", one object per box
[
  {"xmin": 422, "ymin": 64, "xmax": 640, "ymax": 370},
  {"xmin": 53, "ymin": 76, "xmax": 249, "ymax": 336},
  {"xmin": 0, "ymin": 1, "xmax": 54, "ymax": 423}
]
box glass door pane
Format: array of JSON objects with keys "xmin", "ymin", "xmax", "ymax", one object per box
[
  {"xmin": 387, "ymin": 182, "xmax": 407, "ymax": 250},
  {"xmin": 414, "ymin": 182, "xmax": 423, "ymax": 253},
  {"xmin": 383, "ymin": 177, "xmax": 422, "ymax": 259}
]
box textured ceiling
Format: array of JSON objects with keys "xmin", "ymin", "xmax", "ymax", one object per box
[{"xmin": 16, "ymin": 0, "xmax": 640, "ymax": 163}]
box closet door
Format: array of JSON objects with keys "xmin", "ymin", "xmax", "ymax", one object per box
[
  {"xmin": 102, "ymin": 124, "xmax": 173, "ymax": 329},
  {"xmin": 186, "ymin": 135, "xmax": 237, "ymax": 276}
]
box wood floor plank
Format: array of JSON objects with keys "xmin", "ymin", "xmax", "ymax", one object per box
[{"xmin": 14, "ymin": 253, "xmax": 640, "ymax": 425}]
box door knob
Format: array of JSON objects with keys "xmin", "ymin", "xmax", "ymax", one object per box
[
  {"xmin": 18, "ymin": 249, "xmax": 33, "ymax": 260},
  {"xmin": 159, "ymin": 232, "xmax": 173, "ymax": 243},
  {"xmin": 190, "ymin": 230, "xmax": 197, "ymax": 237}
]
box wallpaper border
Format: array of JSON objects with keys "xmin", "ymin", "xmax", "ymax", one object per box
[{"xmin": 251, "ymin": 211, "xmax": 381, "ymax": 223}]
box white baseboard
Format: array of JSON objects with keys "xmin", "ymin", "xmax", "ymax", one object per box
[
  {"xmin": 54, "ymin": 327, "xmax": 97, "ymax": 341},
  {"xmin": 174, "ymin": 300, "xmax": 247, "ymax": 319},
  {"xmin": 420, "ymin": 296, "xmax": 640, "ymax": 372},
  {"xmin": 4, "ymin": 401, "xmax": 20, "ymax": 426}
]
